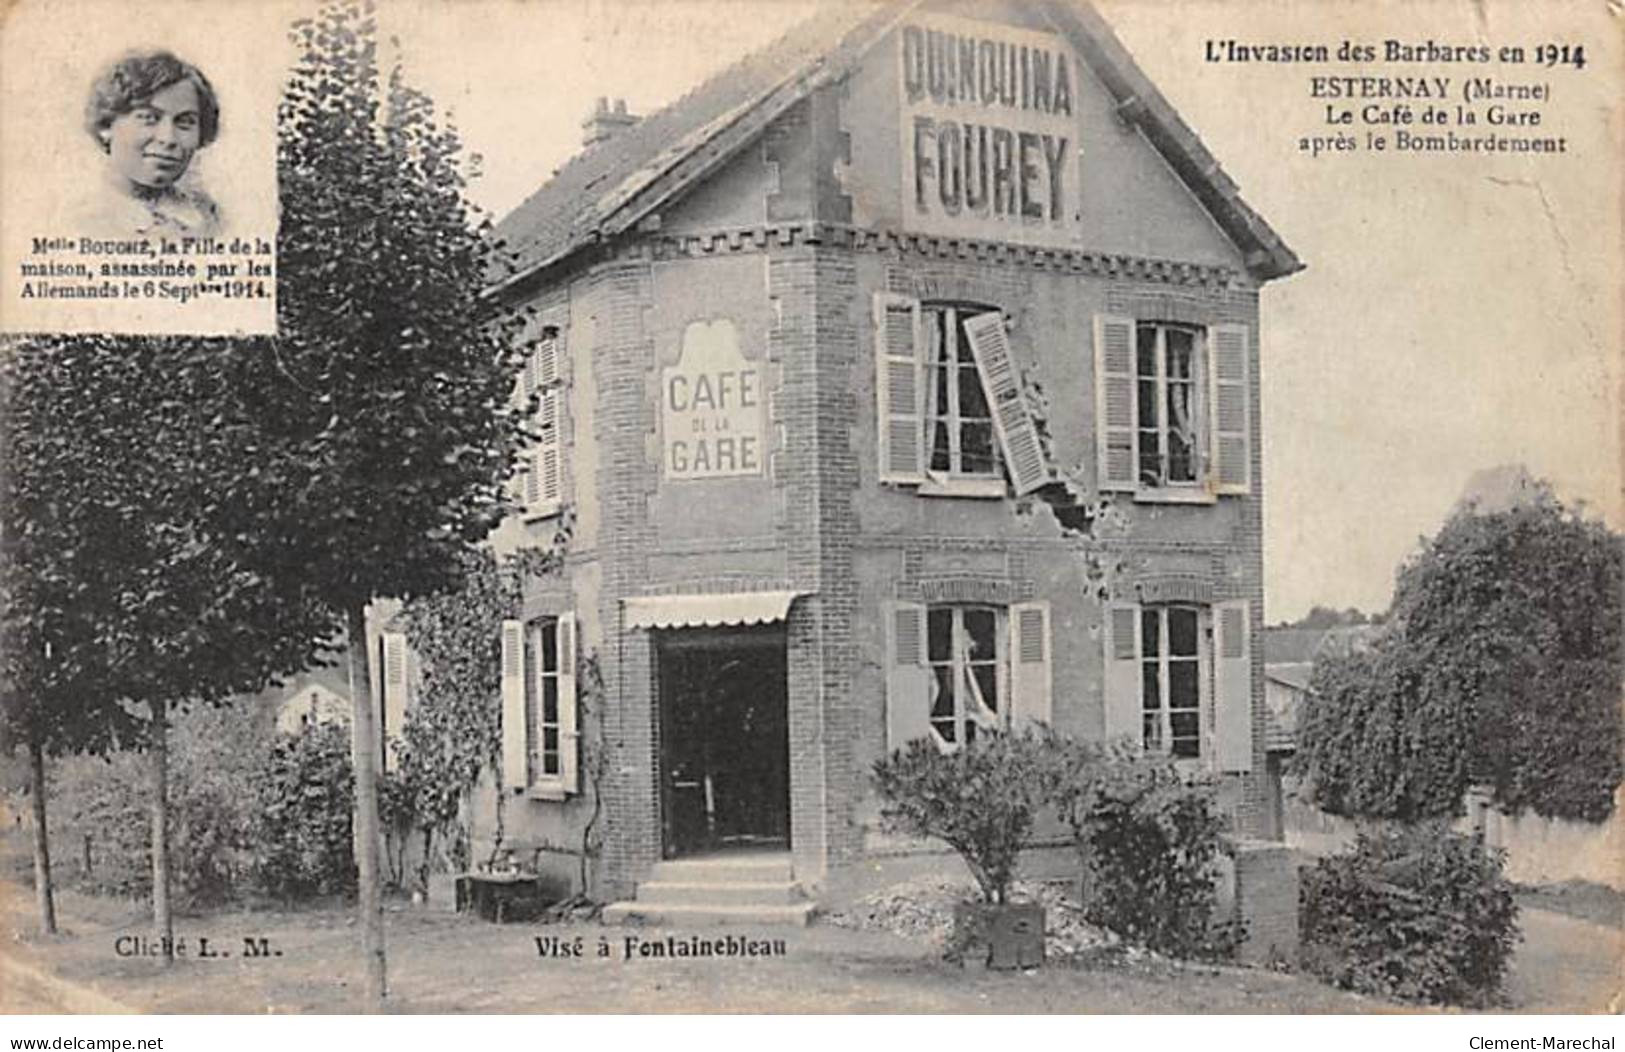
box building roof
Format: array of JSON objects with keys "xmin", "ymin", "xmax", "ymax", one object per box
[
  {"xmin": 490, "ymin": 0, "xmax": 1301, "ymax": 295},
  {"xmin": 1265, "ymin": 661, "xmax": 1314, "ymax": 692},
  {"xmin": 1263, "ymin": 624, "xmax": 1380, "ymax": 664}
]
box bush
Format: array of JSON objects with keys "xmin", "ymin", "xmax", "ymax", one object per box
[
  {"xmin": 1300, "ymin": 824, "xmax": 1519, "ymax": 1006},
  {"xmin": 49, "ymin": 703, "xmax": 269, "ymax": 906},
  {"xmin": 1055, "ymin": 747, "xmax": 1240, "ymax": 959},
  {"xmin": 872, "ymin": 730, "xmax": 1050, "ymax": 905},
  {"xmin": 251, "ymin": 722, "xmax": 356, "ymax": 899}
]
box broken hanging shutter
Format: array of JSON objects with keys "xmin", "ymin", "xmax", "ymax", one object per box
[
  {"xmin": 557, "ymin": 613, "xmax": 579, "ymax": 794},
  {"xmin": 1009, "ymin": 601, "xmax": 1052, "ymax": 730},
  {"xmin": 874, "ymin": 293, "xmax": 925, "ymax": 484},
  {"xmin": 381, "ymin": 632, "xmax": 408, "ymax": 773},
  {"xmin": 1213, "ymin": 600, "xmax": 1253, "ymax": 772},
  {"xmin": 963, "ymin": 312, "xmax": 1050, "ymax": 495},
  {"xmin": 1208, "ymin": 324, "xmax": 1250, "ymax": 494},
  {"xmin": 1103, "ymin": 603, "xmax": 1142, "ymax": 749},
  {"xmin": 1094, "ymin": 315, "xmax": 1138, "ymax": 492},
  {"xmin": 500, "ymin": 619, "xmax": 527, "ymax": 790},
  {"xmin": 885, "ymin": 601, "xmax": 932, "ymax": 751}
]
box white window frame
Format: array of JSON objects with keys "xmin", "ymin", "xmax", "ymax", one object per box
[
  {"xmin": 1137, "ymin": 604, "xmax": 1208, "ymax": 760},
  {"xmin": 924, "ymin": 604, "xmax": 1008, "ymax": 750},
  {"xmin": 1134, "ymin": 322, "xmax": 1209, "ymax": 501},
  {"xmin": 922, "ymin": 304, "xmax": 1005, "ymax": 496},
  {"xmin": 501, "ymin": 613, "xmax": 578, "ymax": 798}
]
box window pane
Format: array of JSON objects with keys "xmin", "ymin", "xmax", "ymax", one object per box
[
  {"xmin": 1168, "ymin": 659, "xmax": 1199, "ymax": 709},
  {"xmin": 541, "ymin": 622, "xmax": 557, "ymax": 672},
  {"xmin": 963, "ymin": 608, "xmax": 996, "ymax": 657},
  {"xmin": 972, "ymin": 664, "xmax": 998, "ymax": 716},
  {"xmin": 927, "ymin": 608, "xmax": 953, "ymax": 662},
  {"xmin": 933, "ymin": 716, "xmax": 957, "ymax": 744},
  {"xmin": 931, "ymin": 666, "xmax": 955, "ymax": 718},
  {"xmin": 1140, "ymin": 609, "xmax": 1161, "ymax": 657},
  {"xmin": 1136, "ymin": 325, "xmax": 1158, "ymax": 377},
  {"xmin": 543, "ymin": 677, "xmax": 558, "ymax": 724},
  {"xmin": 955, "ymin": 314, "xmax": 979, "ymax": 364},
  {"xmin": 1142, "ymin": 712, "xmax": 1163, "ymax": 750},
  {"xmin": 1166, "ymin": 329, "xmax": 1194, "ymax": 378},
  {"xmin": 930, "ymin": 418, "xmax": 952, "ymax": 472},
  {"xmin": 1141, "ymin": 661, "xmax": 1161, "ymax": 710},
  {"xmin": 961, "ymin": 423, "xmax": 997, "ymax": 475},
  {"xmin": 1170, "ymin": 711, "xmax": 1199, "ymax": 757},
  {"xmin": 1168, "ymin": 608, "xmax": 1198, "ymax": 655},
  {"xmin": 543, "ymin": 727, "xmax": 559, "ymax": 754},
  {"xmin": 964, "ymin": 720, "xmax": 977, "ymax": 745},
  {"xmin": 959, "ymin": 364, "xmax": 990, "ymax": 418}
]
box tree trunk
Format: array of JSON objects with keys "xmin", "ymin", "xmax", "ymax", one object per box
[
  {"xmin": 149, "ymin": 698, "xmax": 172, "ymax": 963},
  {"xmin": 27, "ymin": 738, "xmax": 56, "ymax": 935},
  {"xmin": 347, "ymin": 603, "xmax": 386, "ymax": 1006}
]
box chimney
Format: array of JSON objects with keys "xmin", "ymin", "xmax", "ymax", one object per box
[{"xmin": 582, "ymin": 96, "xmax": 639, "ymax": 148}]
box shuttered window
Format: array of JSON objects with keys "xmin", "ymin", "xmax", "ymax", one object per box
[
  {"xmin": 1093, "ymin": 315, "xmax": 1252, "ymax": 499},
  {"xmin": 500, "ymin": 613, "xmax": 580, "ymax": 796},
  {"xmin": 874, "ymin": 294, "xmax": 1050, "ymax": 498},
  {"xmin": 517, "ymin": 329, "xmax": 566, "ymax": 518},
  {"xmin": 884, "ymin": 601, "xmax": 1051, "ymax": 753},
  {"xmin": 1101, "ymin": 600, "xmax": 1252, "ymax": 769}
]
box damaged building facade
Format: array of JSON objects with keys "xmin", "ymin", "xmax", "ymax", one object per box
[{"xmin": 471, "ymin": 0, "xmax": 1301, "ymax": 930}]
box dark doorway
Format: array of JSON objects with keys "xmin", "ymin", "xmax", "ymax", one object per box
[{"xmin": 658, "ymin": 627, "xmax": 789, "ymax": 858}]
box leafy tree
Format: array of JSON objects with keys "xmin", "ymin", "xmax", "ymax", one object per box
[
  {"xmin": 1298, "ymin": 488, "xmax": 1622, "ymax": 822},
  {"xmin": 239, "ymin": 0, "xmax": 528, "ymax": 1002},
  {"xmin": 0, "ymin": 337, "xmax": 331, "ymax": 946}
]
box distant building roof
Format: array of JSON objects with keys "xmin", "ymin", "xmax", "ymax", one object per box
[
  {"xmin": 1265, "ymin": 662, "xmax": 1314, "ymax": 692},
  {"xmin": 1263, "ymin": 661, "xmax": 1313, "ymax": 753},
  {"xmin": 1263, "ymin": 624, "xmax": 1379, "ymax": 664},
  {"xmin": 490, "ymin": 0, "xmax": 1301, "ymax": 295}
]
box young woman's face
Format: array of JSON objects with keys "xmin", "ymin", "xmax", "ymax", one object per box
[{"xmin": 104, "ymin": 79, "xmax": 202, "ymax": 189}]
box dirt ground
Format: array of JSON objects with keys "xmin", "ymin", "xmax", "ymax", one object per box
[{"xmin": 2, "ymin": 877, "xmax": 1618, "ymax": 1015}]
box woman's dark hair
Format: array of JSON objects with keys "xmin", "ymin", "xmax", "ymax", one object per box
[{"xmin": 84, "ymin": 50, "xmax": 220, "ymax": 148}]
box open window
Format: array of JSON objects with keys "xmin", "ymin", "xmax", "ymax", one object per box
[
  {"xmin": 500, "ymin": 613, "xmax": 579, "ymax": 797},
  {"xmin": 874, "ymin": 293, "xmax": 1050, "ymax": 498},
  {"xmin": 1095, "ymin": 315, "xmax": 1250, "ymax": 500},
  {"xmin": 1102, "ymin": 598, "xmax": 1252, "ymax": 771},
  {"xmin": 886, "ymin": 599, "xmax": 1051, "ymax": 753}
]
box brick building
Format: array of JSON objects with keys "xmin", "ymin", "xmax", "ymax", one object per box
[{"xmin": 473, "ymin": 0, "xmax": 1301, "ymax": 921}]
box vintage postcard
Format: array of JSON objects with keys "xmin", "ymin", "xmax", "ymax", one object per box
[{"xmin": 1, "ymin": 0, "xmax": 1619, "ymax": 1033}]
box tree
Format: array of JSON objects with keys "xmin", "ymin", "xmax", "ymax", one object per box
[
  {"xmin": 0, "ymin": 337, "xmax": 333, "ymax": 947},
  {"xmin": 1297, "ymin": 486, "xmax": 1623, "ymax": 822},
  {"xmin": 240, "ymin": 0, "xmax": 528, "ymax": 1003}
]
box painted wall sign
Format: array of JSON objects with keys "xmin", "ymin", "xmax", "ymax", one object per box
[
  {"xmin": 662, "ymin": 319, "xmax": 765, "ymax": 480},
  {"xmin": 898, "ymin": 15, "xmax": 1081, "ymax": 247}
]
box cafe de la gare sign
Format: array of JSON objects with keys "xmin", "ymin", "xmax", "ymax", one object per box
[
  {"xmin": 898, "ymin": 15, "xmax": 1082, "ymax": 247},
  {"xmin": 663, "ymin": 319, "xmax": 765, "ymax": 481}
]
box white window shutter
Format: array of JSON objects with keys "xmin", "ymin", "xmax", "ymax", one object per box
[
  {"xmin": 1094, "ymin": 314, "xmax": 1138, "ymax": 492},
  {"xmin": 557, "ymin": 613, "xmax": 579, "ymax": 794},
  {"xmin": 1208, "ymin": 324, "xmax": 1251, "ymax": 494},
  {"xmin": 1009, "ymin": 601, "xmax": 1052, "ymax": 730},
  {"xmin": 885, "ymin": 601, "xmax": 931, "ymax": 751},
  {"xmin": 381, "ymin": 632, "xmax": 409, "ymax": 773},
  {"xmin": 1213, "ymin": 600, "xmax": 1253, "ymax": 772},
  {"xmin": 963, "ymin": 312, "xmax": 1050, "ymax": 495},
  {"xmin": 874, "ymin": 293, "xmax": 925, "ymax": 484},
  {"xmin": 500, "ymin": 619, "xmax": 527, "ymax": 790},
  {"xmin": 1103, "ymin": 603, "xmax": 1142, "ymax": 749},
  {"xmin": 534, "ymin": 335, "xmax": 560, "ymax": 389},
  {"xmin": 528, "ymin": 389, "xmax": 562, "ymax": 517}
]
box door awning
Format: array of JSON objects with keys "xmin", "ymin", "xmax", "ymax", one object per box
[{"xmin": 623, "ymin": 590, "xmax": 803, "ymax": 630}]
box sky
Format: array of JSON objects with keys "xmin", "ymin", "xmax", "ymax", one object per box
[{"xmin": 380, "ymin": 0, "xmax": 1621, "ymax": 622}]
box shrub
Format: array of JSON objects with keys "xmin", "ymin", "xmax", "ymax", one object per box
[
  {"xmin": 872, "ymin": 729, "xmax": 1050, "ymax": 905},
  {"xmin": 1056, "ymin": 748, "xmax": 1241, "ymax": 960},
  {"xmin": 1300, "ymin": 824, "xmax": 1520, "ymax": 1006},
  {"xmin": 251, "ymin": 722, "xmax": 356, "ymax": 899}
]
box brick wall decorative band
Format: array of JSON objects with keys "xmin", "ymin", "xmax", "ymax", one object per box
[
  {"xmin": 899, "ymin": 575, "xmax": 1030, "ymax": 605},
  {"xmin": 1134, "ymin": 574, "xmax": 1215, "ymax": 605}
]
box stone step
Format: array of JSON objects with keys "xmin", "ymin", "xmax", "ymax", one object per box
[
  {"xmin": 648, "ymin": 855, "xmax": 793, "ymax": 884},
  {"xmin": 635, "ymin": 880, "xmax": 804, "ymax": 906},
  {"xmin": 600, "ymin": 900, "xmax": 816, "ymax": 927}
]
